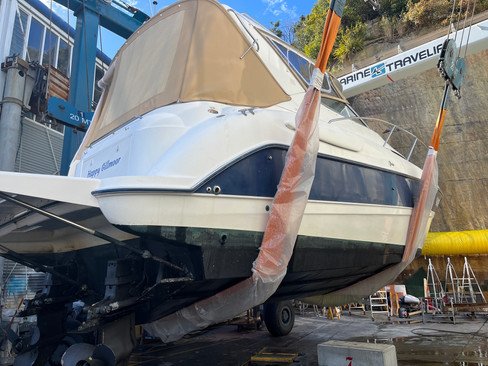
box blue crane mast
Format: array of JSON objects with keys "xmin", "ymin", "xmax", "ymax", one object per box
[{"xmin": 48, "ymin": 0, "xmax": 149, "ymax": 175}]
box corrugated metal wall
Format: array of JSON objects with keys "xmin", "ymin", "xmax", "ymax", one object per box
[
  {"xmin": 14, "ymin": 117, "xmax": 63, "ymax": 175},
  {"xmin": 2, "ymin": 260, "xmax": 45, "ymax": 308},
  {"xmin": 2, "ymin": 118, "xmax": 63, "ymax": 308}
]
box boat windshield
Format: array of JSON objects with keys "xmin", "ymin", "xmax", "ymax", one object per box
[
  {"xmin": 264, "ymin": 35, "xmax": 363, "ymax": 121},
  {"xmin": 321, "ymin": 97, "xmax": 358, "ymax": 118}
]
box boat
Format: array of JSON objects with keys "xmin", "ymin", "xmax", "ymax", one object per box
[{"xmin": 0, "ymin": 0, "xmax": 437, "ymax": 363}]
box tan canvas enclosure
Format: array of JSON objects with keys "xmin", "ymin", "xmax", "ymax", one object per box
[{"xmin": 82, "ymin": 0, "xmax": 290, "ymax": 147}]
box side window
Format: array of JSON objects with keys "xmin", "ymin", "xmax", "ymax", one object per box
[
  {"xmin": 271, "ymin": 40, "xmax": 287, "ymax": 58},
  {"xmin": 42, "ymin": 31, "xmax": 58, "ymax": 67},
  {"xmin": 9, "ymin": 10, "xmax": 28, "ymax": 57},
  {"xmin": 27, "ymin": 18, "xmax": 44, "ymax": 62},
  {"xmin": 287, "ymin": 51, "xmax": 313, "ymax": 85},
  {"xmin": 268, "ymin": 37, "xmax": 331, "ymax": 92},
  {"xmin": 57, "ymin": 39, "xmax": 70, "ymax": 76}
]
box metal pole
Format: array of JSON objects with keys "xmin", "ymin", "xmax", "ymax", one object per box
[{"xmin": 0, "ymin": 59, "xmax": 28, "ymax": 172}]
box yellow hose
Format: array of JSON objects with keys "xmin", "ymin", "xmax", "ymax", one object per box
[{"xmin": 422, "ymin": 230, "xmax": 488, "ymax": 255}]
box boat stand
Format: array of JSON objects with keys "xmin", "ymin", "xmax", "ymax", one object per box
[
  {"xmin": 425, "ymin": 258, "xmax": 445, "ymax": 314},
  {"xmin": 459, "ymin": 257, "xmax": 486, "ymax": 304},
  {"xmin": 445, "ymin": 257, "xmax": 460, "ymax": 303}
]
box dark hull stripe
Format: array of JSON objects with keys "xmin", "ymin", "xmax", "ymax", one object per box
[{"xmin": 93, "ymin": 146, "xmax": 419, "ymax": 208}]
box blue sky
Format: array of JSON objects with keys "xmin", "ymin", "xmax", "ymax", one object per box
[{"xmin": 41, "ymin": 0, "xmax": 317, "ymax": 58}]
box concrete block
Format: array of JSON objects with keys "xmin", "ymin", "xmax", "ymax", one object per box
[{"xmin": 317, "ymin": 340, "xmax": 397, "ymax": 366}]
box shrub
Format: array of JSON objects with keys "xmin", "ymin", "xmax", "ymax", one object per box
[
  {"xmin": 333, "ymin": 23, "xmax": 367, "ymax": 63},
  {"xmin": 404, "ymin": 0, "xmax": 452, "ymax": 28}
]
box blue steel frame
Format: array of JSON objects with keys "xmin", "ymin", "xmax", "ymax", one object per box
[{"xmin": 54, "ymin": 0, "xmax": 148, "ymax": 175}]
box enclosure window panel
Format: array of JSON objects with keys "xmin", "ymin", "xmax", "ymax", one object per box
[
  {"xmin": 57, "ymin": 39, "xmax": 71, "ymax": 76},
  {"xmin": 27, "ymin": 18, "xmax": 44, "ymax": 62},
  {"xmin": 42, "ymin": 30, "xmax": 58, "ymax": 67},
  {"xmin": 9, "ymin": 9, "xmax": 28, "ymax": 57}
]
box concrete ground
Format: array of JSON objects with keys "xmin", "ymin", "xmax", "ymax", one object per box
[{"xmin": 129, "ymin": 308, "xmax": 488, "ymax": 366}]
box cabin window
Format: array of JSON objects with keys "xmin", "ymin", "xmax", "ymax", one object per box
[
  {"xmin": 268, "ymin": 37, "xmax": 331, "ymax": 92},
  {"xmin": 9, "ymin": 10, "xmax": 28, "ymax": 57},
  {"xmin": 287, "ymin": 50, "xmax": 313, "ymax": 83},
  {"xmin": 57, "ymin": 39, "xmax": 70, "ymax": 76},
  {"xmin": 27, "ymin": 18, "xmax": 44, "ymax": 62},
  {"xmin": 42, "ymin": 30, "xmax": 58, "ymax": 67}
]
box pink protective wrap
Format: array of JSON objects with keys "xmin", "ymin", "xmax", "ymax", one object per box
[{"xmin": 143, "ymin": 85, "xmax": 322, "ymax": 342}]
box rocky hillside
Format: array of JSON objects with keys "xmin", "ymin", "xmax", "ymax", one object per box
[{"xmin": 346, "ymin": 49, "xmax": 488, "ymax": 233}]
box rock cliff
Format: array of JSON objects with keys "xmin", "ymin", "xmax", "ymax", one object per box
[{"xmin": 347, "ymin": 50, "xmax": 488, "ymax": 232}]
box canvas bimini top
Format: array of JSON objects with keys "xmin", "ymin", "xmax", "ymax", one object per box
[{"xmin": 77, "ymin": 0, "xmax": 291, "ymax": 150}]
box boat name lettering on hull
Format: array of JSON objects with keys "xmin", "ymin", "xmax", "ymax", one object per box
[{"xmin": 87, "ymin": 157, "xmax": 121, "ymax": 178}]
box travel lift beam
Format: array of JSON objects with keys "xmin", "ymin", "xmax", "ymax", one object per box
[
  {"xmin": 337, "ymin": 17, "xmax": 488, "ymax": 98},
  {"xmin": 48, "ymin": 0, "xmax": 149, "ymax": 175}
]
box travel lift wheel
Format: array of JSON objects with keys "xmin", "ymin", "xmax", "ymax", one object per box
[{"xmin": 263, "ymin": 300, "xmax": 295, "ymax": 336}]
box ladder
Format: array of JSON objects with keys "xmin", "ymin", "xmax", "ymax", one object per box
[
  {"xmin": 426, "ymin": 258, "xmax": 445, "ymax": 313},
  {"xmin": 459, "ymin": 257, "xmax": 487, "ymax": 304},
  {"xmin": 370, "ymin": 288, "xmax": 390, "ymax": 321}
]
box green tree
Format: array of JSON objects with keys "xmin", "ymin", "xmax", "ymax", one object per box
[
  {"xmin": 404, "ymin": 0, "xmax": 451, "ymax": 27},
  {"xmin": 293, "ymin": 0, "xmax": 371, "ymax": 63},
  {"xmin": 379, "ymin": 0, "xmax": 410, "ymax": 18},
  {"xmin": 269, "ymin": 20, "xmax": 283, "ymax": 39},
  {"xmin": 293, "ymin": 0, "xmax": 328, "ymax": 59},
  {"xmin": 333, "ymin": 22, "xmax": 367, "ymax": 63}
]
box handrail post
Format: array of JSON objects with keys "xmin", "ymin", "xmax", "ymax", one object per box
[
  {"xmin": 383, "ymin": 125, "xmax": 396, "ymax": 147},
  {"xmin": 407, "ymin": 138, "xmax": 418, "ymax": 161}
]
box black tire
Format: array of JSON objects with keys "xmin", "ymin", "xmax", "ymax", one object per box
[{"xmin": 263, "ymin": 301, "xmax": 295, "ymax": 336}]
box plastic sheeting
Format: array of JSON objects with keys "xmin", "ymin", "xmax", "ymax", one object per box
[
  {"xmin": 422, "ymin": 230, "xmax": 488, "ymax": 255},
  {"xmin": 303, "ymin": 148, "xmax": 439, "ymax": 307},
  {"xmin": 143, "ymin": 83, "xmax": 321, "ymax": 342}
]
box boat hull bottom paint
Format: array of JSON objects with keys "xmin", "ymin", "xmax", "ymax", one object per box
[{"xmin": 20, "ymin": 226, "xmax": 410, "ymax": 324}]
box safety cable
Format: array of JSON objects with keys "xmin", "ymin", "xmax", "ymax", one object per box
[
  {"xmin": 15, "ymin": 7, "xmax": 30, "ymax": 61},
  {"xmin": 447, "ymin": 0, "xmax": 458, "ymax": 38},
  {"xmin": 412, "ymin": 316, "xmax": 488, "ymax": 339},
  {"xmin": 458, "ymin": 0, "xmax": 471, "ymax": 58},
  {"xmin": 463, "ymin": 0, "xmax": 478, "ymax": 58},
  {"xmin": 67, "ymin": 0, "xmax": 71, "ymax": 78},
  {"xmin": 454, "ymin": 0, "xmax": 464, "ymax": 43},
  {"xmin": 48, "ymin": 0, "xmax": 54, "ymax": 69},
  {"xmin": 96, "ymin": 1, "xmax": 106, "ymax": 91},
  {"xmin": 449, "ymin": 0, "xmax": 477, "ymax": 60},
  {"xmin": 82, "ymin": 0, "xmax": 91, "ymax": 110}
]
